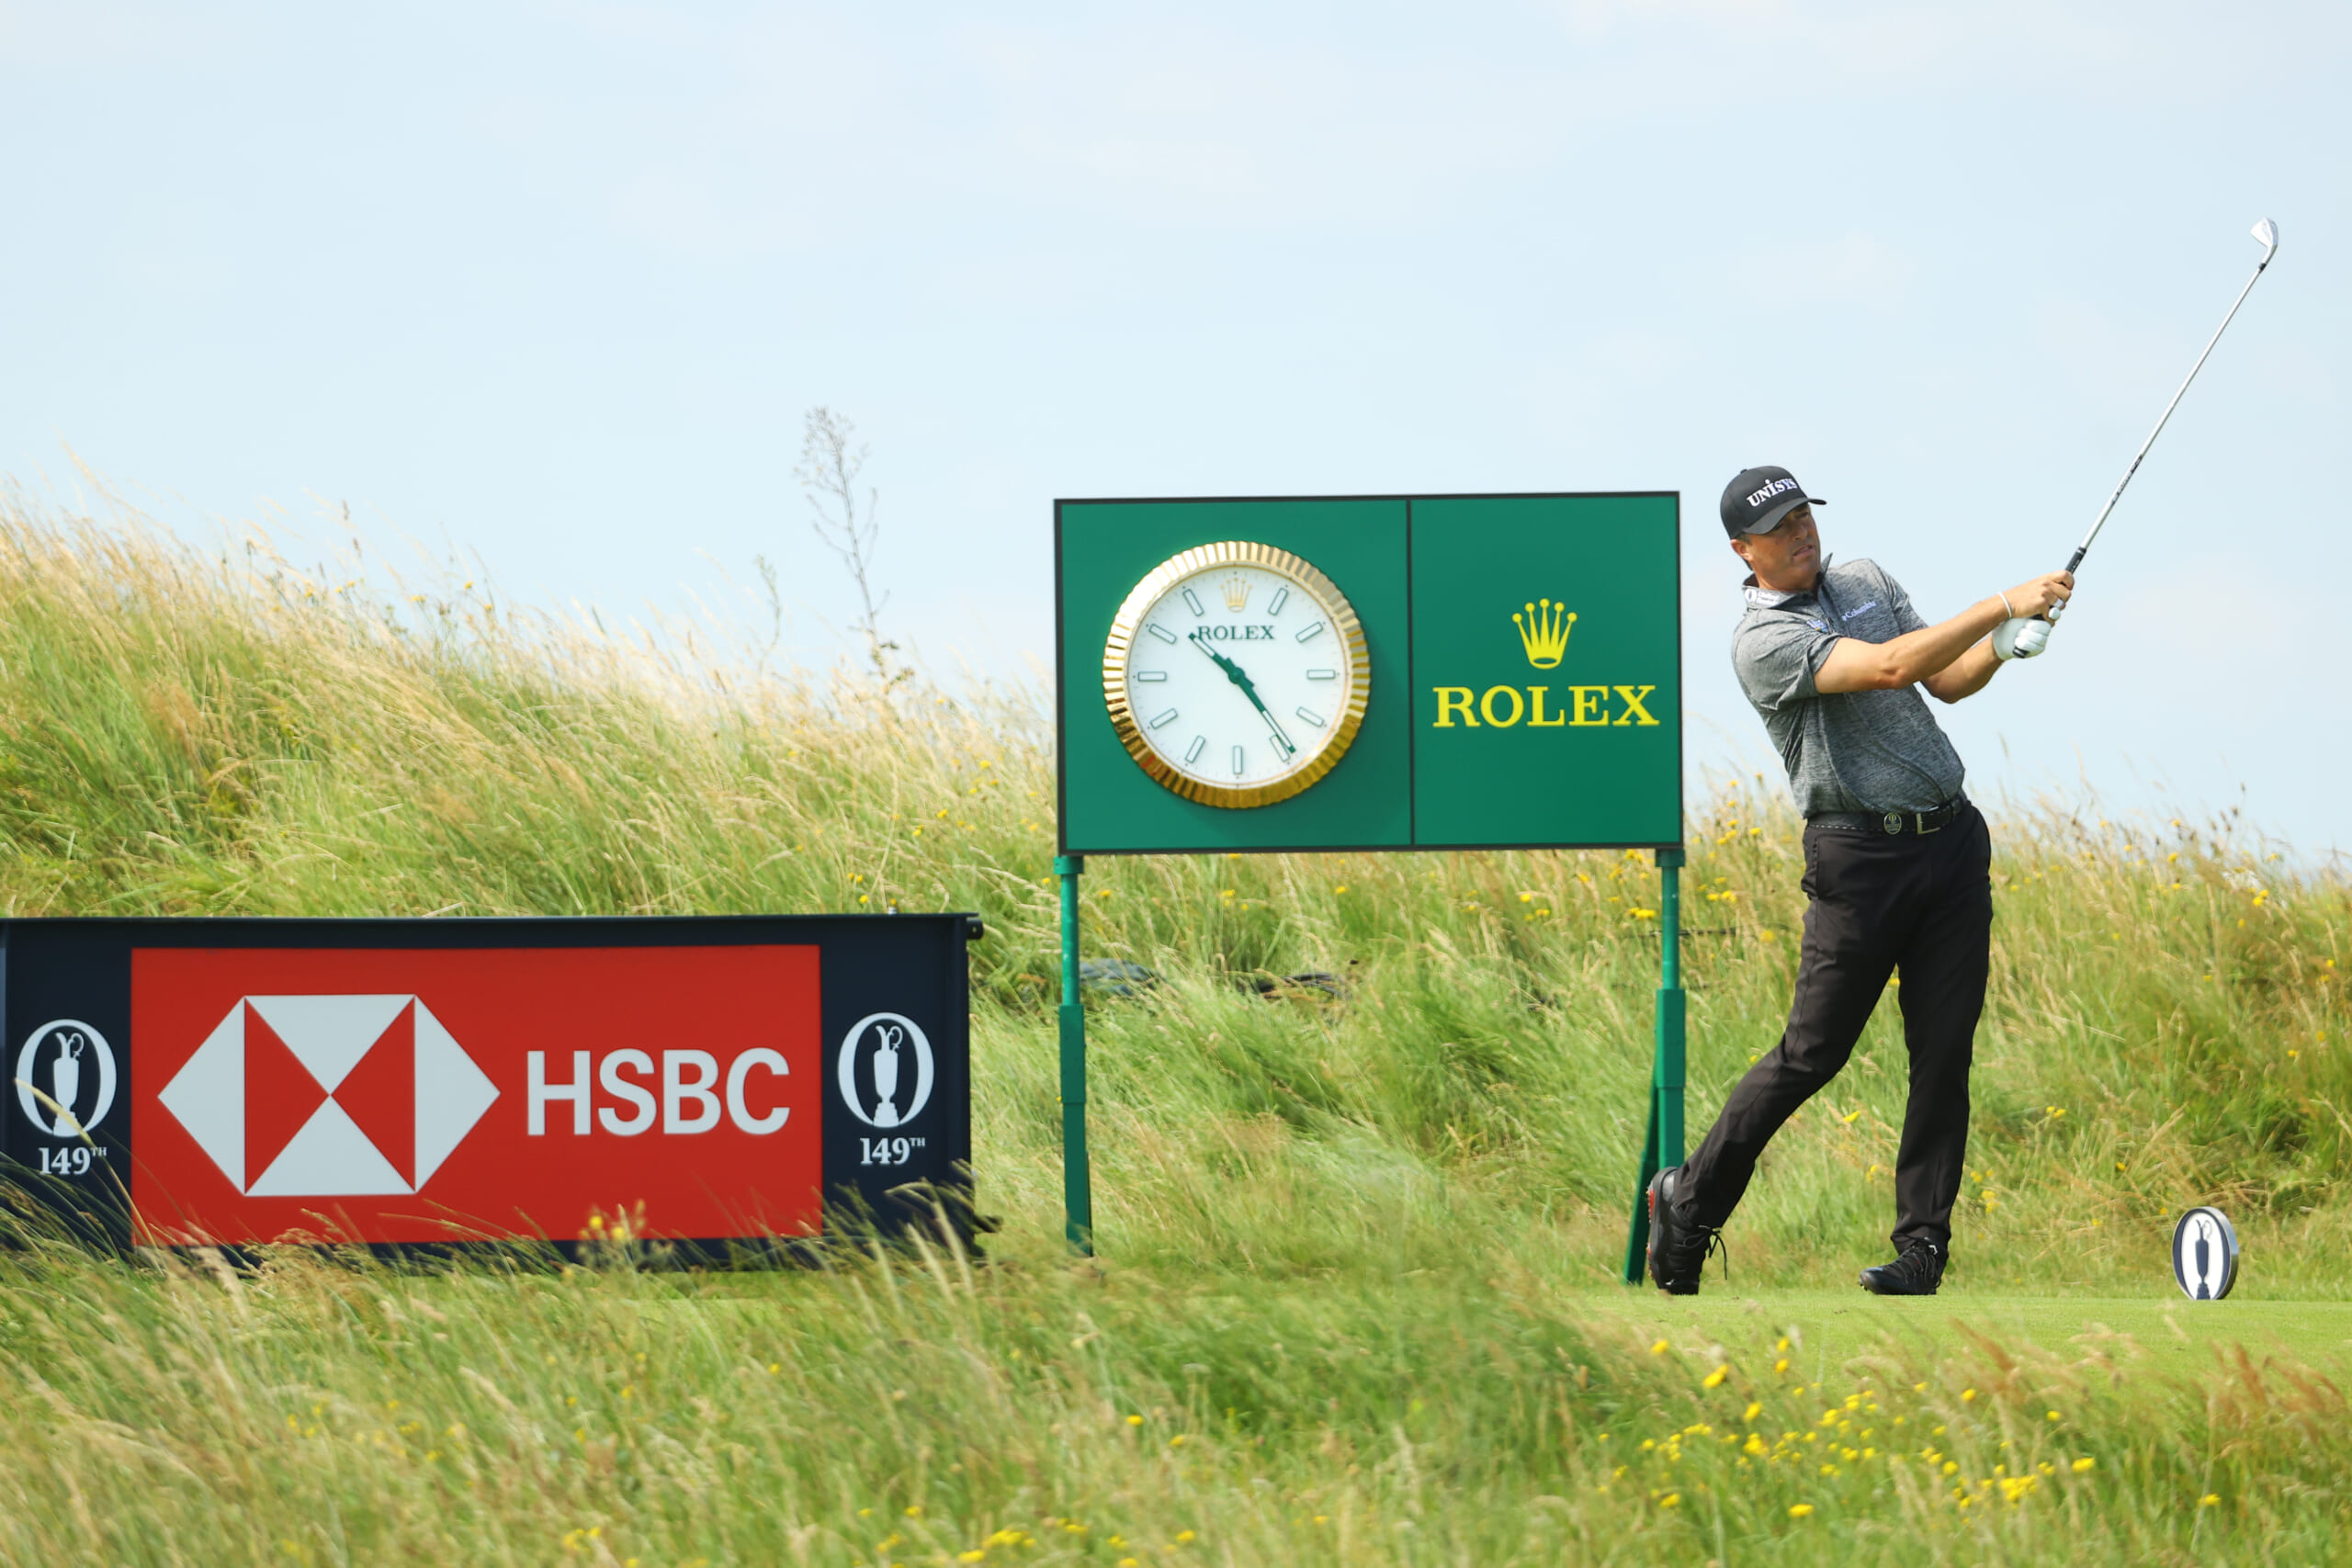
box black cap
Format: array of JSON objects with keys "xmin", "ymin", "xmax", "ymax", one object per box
[{"xmin": 1720, "ymin": 466, "xmax": 1824, "ymax": 537}]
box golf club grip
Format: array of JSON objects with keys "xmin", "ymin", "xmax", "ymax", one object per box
[{"xmin": 2064, "ymin": 546, "xmax": 2086, "ymax": 574}]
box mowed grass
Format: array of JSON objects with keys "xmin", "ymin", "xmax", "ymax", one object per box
[
  {"xmin": 1573, "ymin": 1290, "xmax": 2352, "ymax": 1386},
  {"xmin": 2, "ymin": 487, "xmax": 2350, "ymax": 1563}
]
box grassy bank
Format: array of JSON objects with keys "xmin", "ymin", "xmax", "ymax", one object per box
[{"xmin": 3, "ymin": 488, "xmax": 2349, "ymax": 1562}]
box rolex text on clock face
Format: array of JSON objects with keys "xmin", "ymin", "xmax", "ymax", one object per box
[{"xmin": 1102, "ymin": 542, "xmax": 1371, "ymax": 809}]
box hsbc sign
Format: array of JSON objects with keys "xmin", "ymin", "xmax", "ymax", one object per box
[{"xmin": 0, "ymin": 915, "xmax": 974, "ymax": 1252}]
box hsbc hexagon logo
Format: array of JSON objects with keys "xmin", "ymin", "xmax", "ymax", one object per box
[{"xmin": 155, "ymin": 995, "xmax": 499, "ymax": 1196}]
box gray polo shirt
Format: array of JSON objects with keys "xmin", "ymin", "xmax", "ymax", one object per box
[{"xmin": 1731, "ymin": 557, "xmax": 1966, "ymax": 817}]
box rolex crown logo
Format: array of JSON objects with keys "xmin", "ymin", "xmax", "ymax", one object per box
[
  {"xmin": 1513, "ymin": 599, "xmax": 1576, "ymax": 669},
  {"xmin": 1220, "ymin": 574, "xmax": 1250, "ymax": 612}
]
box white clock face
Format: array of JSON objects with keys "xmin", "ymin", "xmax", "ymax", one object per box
[{"xmin": 1103, "ymin": 544, "xmax": 1370, "ymax": 808}]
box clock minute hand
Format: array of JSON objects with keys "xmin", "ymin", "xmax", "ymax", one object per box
[{"xmin": 1189, "ymin": 631, "xmax": 1296, "ymax": 760}]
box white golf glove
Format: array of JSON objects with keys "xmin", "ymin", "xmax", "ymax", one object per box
[{"xmin": 1992, "ymin": 617, "xmax": 2052, "ymax": 660}]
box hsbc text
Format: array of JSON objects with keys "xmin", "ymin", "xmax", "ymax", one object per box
[{"xmin": 526, "ymin": 1049, "xmax": 791, "ymax": 1136}]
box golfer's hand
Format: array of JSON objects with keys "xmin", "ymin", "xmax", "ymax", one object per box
[
  {"xmin": 2004, "ymin": 570, "xmax": 2074, "ymax": 621},
  {"xmin": 1992, "ymin": 616, "xmax": 2052, "ymax": 660}
]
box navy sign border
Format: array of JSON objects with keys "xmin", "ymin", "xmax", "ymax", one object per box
[{"xmin": 0, "ymin": 912, "xmax": 978, "ymax": 1261}]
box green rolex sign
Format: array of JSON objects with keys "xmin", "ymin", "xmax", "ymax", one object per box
[
  {"xmin": 1050, "ymin": 491, "xmax": 1687, "ymax": 1266},
  {"xmin": 1056, "ymin": 492, "xmax": 1682, "ymax": 853}
]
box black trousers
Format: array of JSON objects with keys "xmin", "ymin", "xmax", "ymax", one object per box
[{"xmin": 1680, "ymin": 801, "xmax": 1993, "ymax": 1253}]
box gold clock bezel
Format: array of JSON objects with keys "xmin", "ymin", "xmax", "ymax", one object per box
[{"xmin": 1102, "ymin": 540, "xmax": 1372, "ymax": 809}]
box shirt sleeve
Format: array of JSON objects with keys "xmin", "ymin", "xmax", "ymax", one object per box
[
  {"xmin": 1733, "ymin": 615, "xmax": 1840, "ymax": 713},
  {"xmin": 1879, "ymin": 566, "xmax": 1928, "ymax": 635}
]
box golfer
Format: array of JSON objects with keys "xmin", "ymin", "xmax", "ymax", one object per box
[{"xmin": 1645, "ymin": 467, "xmax": 2073, "ymax": 1296}]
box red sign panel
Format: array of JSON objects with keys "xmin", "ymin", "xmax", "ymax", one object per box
[{"xmin": 129, "ymin": 946, "xmax": 822, "ymax": 1246}]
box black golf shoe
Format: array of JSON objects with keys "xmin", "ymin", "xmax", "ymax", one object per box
[
  {"xmin": 1645, "ymin": 1167, "xmax": 1722, "ymax": 1295},
  {"xmin": 1859, "ymin": 1240, "xmax": 1945, "ymax": 1296}
]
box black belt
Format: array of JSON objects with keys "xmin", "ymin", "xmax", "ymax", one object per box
[{"xmin": 1809, "ymin": 795, "xmax": 1968, "ymax": 836}]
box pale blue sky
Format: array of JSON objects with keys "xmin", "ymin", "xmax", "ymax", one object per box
[{"xmin": 4, "ymin": 3, "xmax": 2345, "ymax": 857}]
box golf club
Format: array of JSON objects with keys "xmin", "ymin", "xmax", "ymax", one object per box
[{"xmin": 2003, "ymin": 218, "xmax": 2278, "ymax": 659}]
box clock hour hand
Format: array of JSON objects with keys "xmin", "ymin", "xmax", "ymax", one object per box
[
  {"xmin": 1187, "ymin": 628, "xmax": 1255, "ymax": 692},
  {"xmin": 1189, "ymin": 632, "xmax": 1296, "ymax": 760}
]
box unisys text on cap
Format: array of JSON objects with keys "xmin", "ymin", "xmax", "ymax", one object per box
[{"xmin": 1720, "ymin": 466, "xmax": 1824, "ymax": 538}]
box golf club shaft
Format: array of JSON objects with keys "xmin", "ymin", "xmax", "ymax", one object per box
[{"xmin": 2065, "ymin": 241, "xmax": 2277, "ymax": 575}]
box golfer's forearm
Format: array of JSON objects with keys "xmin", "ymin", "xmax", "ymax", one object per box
[
  {"xmin": 1817, "ymin": 597, "xmax": 2007, "ymax": 693},
  {"xmin": 1925, "ymin": 639, "xmax": 2000, "ymax": 702}
]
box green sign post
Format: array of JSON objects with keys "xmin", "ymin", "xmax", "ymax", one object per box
[{"xmin": 1053, "ymin": 493, "xmax": 1684, "ymax": 1269}]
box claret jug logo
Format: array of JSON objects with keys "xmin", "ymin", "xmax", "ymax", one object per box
[
  {"xmin": 155, "ymin": 995, "xmax": 499, "ymax": 1197},
  {"xmin": 838, "ymin": 1013, "xmax": 934, "ymax": 1129},
  {"xmin": 1512, "ymin": 599, "xmax": 1576, "ymax": 669},
  {"xmin": 16, "ymin": 1021, "xmax": 119, "ymax": 1138},
  {"xmin": 1429, "ymin": 603, "xmax": 1661, "ymax": 731}
]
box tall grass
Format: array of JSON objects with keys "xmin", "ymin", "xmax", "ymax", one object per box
[
  {"xmin": 3, "ymin": 483, "xmax": 2349, "ymax": 1562},
  {"xmin": 7, "ymin": 1228, "xmax": 2352, "ymax": 1566}
]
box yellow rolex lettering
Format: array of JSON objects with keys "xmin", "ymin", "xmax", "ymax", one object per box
[
  {"xmin": 1527, "ymin": 686, "xmax": 1566, "ymax": 727},
  {"xmin": 1612, "ymin": 684, "xmax": 1659, "ymax": 727},
  {"xmin": 1479, "ymin": 685, "xmax": 1525, "ymax": 728},
  {"xmin": 1432, "ymin": 687, "xmax": 1477, "ymax": 728},
  {"xmin": 1570, "ymin": 685, "xmax": 1611, "ymax": 727}
]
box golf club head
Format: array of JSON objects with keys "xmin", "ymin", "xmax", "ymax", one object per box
[{"xmin": 2252, "ymin": 218, "xmax": 2278, "ymax": 260}]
